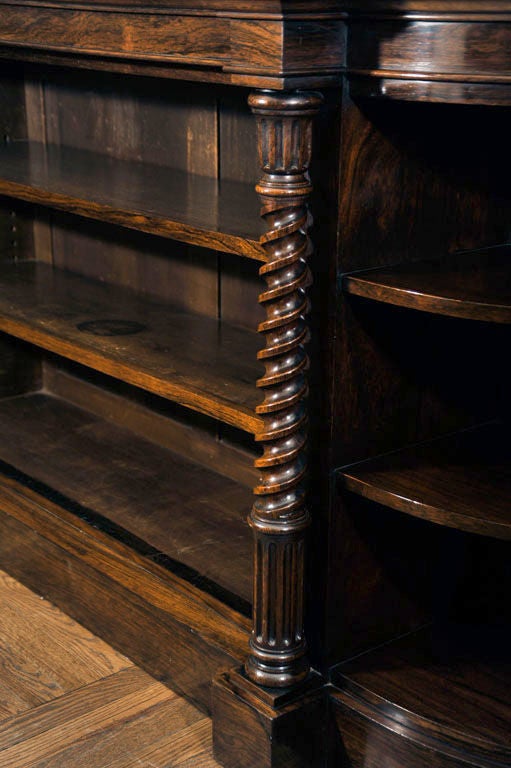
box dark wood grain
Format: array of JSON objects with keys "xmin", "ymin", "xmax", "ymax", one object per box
[
  {"xmin": 0, "ymin": 3, "xmax": 345, "ymax": 89},
  {"xmin": 331, "ymin": 625, "xmax": 511, "ymax": 766},
  {"xmin": 213, "ymin": 669, "xmax": 327, "ymax": 768},
  {"xmin": 344, "ymin": 246, "xmax": 511, "ymax": 322},
  {"xmin": 0, "ymin": 141, "xmax": 266, "ymax": 259},
  {"xmin": 245, "ymin": 89, "xmax": 322, "ymax": 690},
  {"xmin": 348, "ymin": 17, "xmax": 511, "ymax": 104},
  {"xmin": 0, "ymin": 392, "xmax": 253, "ymax": 604},
  {"xmin": 338, "ymin": 423, "xmax": 511, "ymax": 540},
  {"xmin": 350, "ymin": 75, "xmax": 511, "ymax": 106},
  {"xmin": 0, "ymin": 261, "xmax": 262, "ymax": 433}
]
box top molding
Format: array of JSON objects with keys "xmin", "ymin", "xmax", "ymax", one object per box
[
  {"xmin": 0, "ymin": 1, "xmax": 510, "ymax": 98},
  {"xmin": 0, "ymin": 1, "xmax": 347, "ymax": 88}
]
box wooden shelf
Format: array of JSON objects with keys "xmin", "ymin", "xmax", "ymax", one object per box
[
  {"xmin": 331, "ymin": 624, "xmax": 511, "ymax": 765},
  {"xmin": 0, "ymin": 141, "xmax": 266, "ymax": 260},
  {"xmin": 0, "ymin": 391, "xmax": 253, "ymax": 609},
  {"xmin": 344, "ymin": 247, "xmax": 511, "ymax": 323},
  {"xmin": 0, "ymin": 261, "xmax": 263, "ymax": 434},
  {"xmin": 338, "ymin": 424, "xmax": 511, "ymax": 540}
]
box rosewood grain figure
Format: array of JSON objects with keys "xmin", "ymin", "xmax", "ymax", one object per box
[{"xmin": 247, "ymin": 90, "xmax": 322, "ymax": 689}]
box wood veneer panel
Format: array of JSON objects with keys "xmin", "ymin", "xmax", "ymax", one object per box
[
  {"xmin": 0, "ymin": 392, "xmax": 253, "ymax": 605},
  {"xmin": 0, "ymin": 142, "xmax": 266, "ymax": 259},
  {"xmin": 331, "ymin": 625, "xmax": 511, "ymax": 765},
  {"xmin": 344, "ymin": 247, "xmax": 511, "ymax": 322},
  {"xmin": 0, "ymin": 261, "xmax": 262, "ymax": 433},
  {"xmin": 338, "ymin": 423, "xmax": 511, "ymax": 539}
]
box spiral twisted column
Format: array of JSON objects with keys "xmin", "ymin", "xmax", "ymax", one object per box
[{"xmin": 246, "ymin": 90, "xmax": 322, "ymax": 689}]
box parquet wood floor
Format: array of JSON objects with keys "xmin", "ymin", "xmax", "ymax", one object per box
[{"xmin": 0, "ymin": 569, "xmax": 222, "ymax": 767}]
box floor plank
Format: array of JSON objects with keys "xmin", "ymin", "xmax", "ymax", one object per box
[
  {"xmin": 0, "ymin": 569, "xmax": 222, "ymax": 767},
  {"xmin": 0, "ymin": 570, "xmax": 132, "ymax": 718}
]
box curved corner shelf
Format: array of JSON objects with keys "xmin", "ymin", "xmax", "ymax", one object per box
[
  {"xmin": 344, "ymin": 247, "xmax": 511, "ymax": 323},
  {"xmin": 0, "ymin": 260, "xmax": 263, "ymax": 434},
  {"xmin": 338, "ymin": 423, "xmax": 511, "ymax": 540},
  {"xmin": 331, "ymin": 625, "xmax": 511, "ymax": 768},
  {"xmin": 0, "ymin": 141, "xmax": 266, "ymax": 260}
]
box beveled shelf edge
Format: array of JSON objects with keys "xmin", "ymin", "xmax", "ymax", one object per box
[
  {"xmin": 337, "ymin": 425, "xmax": 511, "ymax": 541},
  {"xmin": 0, "ymin": 45, "xmax": 344, "ymax": 90},
  {"xmin": 330, "ymin": 681, "xmax": 511, "ymax": 767},
  {"xmin": 0, "ymin": 314, "xmax": 264, "ymax": 436},
  {"xmin": 343, "ymin": 273, "xmax": 511, "ymax": 323},
  {"xmin": 0, "ymin": 178, "xmax": 267, "ymax": 262}
]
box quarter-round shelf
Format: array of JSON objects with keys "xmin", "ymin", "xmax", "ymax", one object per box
[
  {"xmin": 338, "ymin": 423, "xmax": 511, "ymax": 540},
  {"xmin": 344, "ymin": 247, "xmax": 511, "ymax": 323},
  {"xmin": 331, "ymin": 625, "xmax": 511, "ymax": 768}
]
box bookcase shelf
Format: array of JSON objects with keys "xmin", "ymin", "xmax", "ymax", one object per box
[
  {"xmin": 0, "ymin": 390, "xmax": 253, "ymax": 609},
  {"xmin": 331, "ymin": 625, "xmax": 511, "ymax": 767},
  {"xmin": 0, "ymin": 141, "xmax": 266, "ymax": 260},
  {"xmin": 344, "ymin": 246, "xmax": 511, "ymax": 323},
  {"xmin": 338, "ymin": 423, "xmax": 511, "ymax": 540},
  {"xmin": 0, "ymin": 261, "xmax": 263, "ymax": 433},
  {"xmin": 0, "ymin": 5, "xmax": 509, "ymax": 767}
]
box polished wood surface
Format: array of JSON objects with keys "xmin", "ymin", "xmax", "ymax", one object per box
[
  {"xmin": 338, "ymin": 423, "xmax": 511, "ymax": 540},
  {"xmin": 0, "ymin": 569, "xmax": 222, "ymax": 768},
  {"xmin": 0, "ymin": 391, "xmax": 253, "ymax": 605},
  {"xmin": 347, "ymin": 6, "xmax": 511, "ymax": 104},
  {"xmin": 0, "ymin": 261, "xmax": 262, "ymax": 433},
  {"xmin": 0, "ymin": 142, "xmax": 266, "ymax": 259},
  {"xmin": 245, "ymin": 90, "xmax": 321, "ymax": 689},
  {"xmin": 331, "ymin": 625, "xmax": 511, "ymax": 767},
  {"xmin": 344, "ymin": 246, "xmax": 511, "ymax": 322},
  {"xmin": 0, "ymin": 2, "xmax": 345, "ymax": 89}
]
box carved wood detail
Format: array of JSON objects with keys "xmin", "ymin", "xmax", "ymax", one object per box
[{"xmin": 247, "ymin": 89, "xmax": 322, "ymax": 689}]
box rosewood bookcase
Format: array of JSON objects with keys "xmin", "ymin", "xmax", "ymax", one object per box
[{"xmin": 0, "ymin": 2, "xmax": 509, "ymax": 766}]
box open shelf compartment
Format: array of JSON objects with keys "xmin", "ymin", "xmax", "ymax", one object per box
[
  {"xmin": 0, "ymin": 389, "xmax": 253, "ymax": 611},
  {"xmin": 0, "ymin": 260, "xmax": 263, "ymax": 434}
]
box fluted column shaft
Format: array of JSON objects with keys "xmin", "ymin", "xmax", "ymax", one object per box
[{"xmin": 247, "ymin": 90, "xmax": 322, "ymax": 689}]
